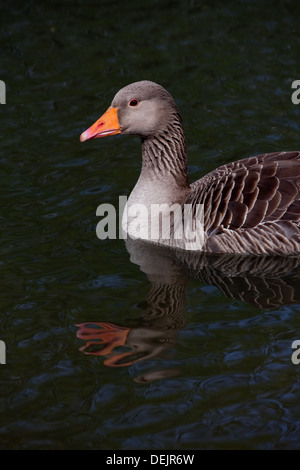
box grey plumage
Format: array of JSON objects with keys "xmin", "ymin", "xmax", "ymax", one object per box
[
  {"xmin": 81, "ymin": 80, "xmax": 300, "ymax": 255},
  {"xmin": 187, "ymin": 151, "xmax": 300, "ymax": 254}
]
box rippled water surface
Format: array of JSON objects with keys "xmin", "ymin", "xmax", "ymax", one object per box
[{"xmin": 1, "ymin": 0, "xmax": 300, "ymax": 450}]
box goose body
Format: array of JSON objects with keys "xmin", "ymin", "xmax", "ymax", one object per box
[{"xmin": 80, "ymin": 81, "xmax": 300, "ymax": 255}]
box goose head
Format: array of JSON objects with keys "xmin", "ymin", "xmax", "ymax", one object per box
[{"xmin": 80, "ymin": 80, "xmax": 180, "ymax": 141}]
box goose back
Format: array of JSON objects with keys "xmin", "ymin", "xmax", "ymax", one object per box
[{"xmin": 185, "ymin": 151, "xmax": 300, "ymax": 254}]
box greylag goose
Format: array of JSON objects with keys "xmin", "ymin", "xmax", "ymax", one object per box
[{"xmin": 80, "ymin": 81, "xmax": 300, "ymax": 255}]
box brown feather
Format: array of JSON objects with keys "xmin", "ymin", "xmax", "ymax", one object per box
[{"xmin": 188, "ymin": 150, "xmax": 300, "ymax": 254}]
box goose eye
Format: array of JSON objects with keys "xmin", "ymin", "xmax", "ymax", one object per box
[{"xmin": 129, "ymin": 99, "xmax": 139, "ymax": 107}]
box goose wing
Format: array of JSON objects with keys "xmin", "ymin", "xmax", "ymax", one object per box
[{"xmin": 188, "ymin": 151, "xmax": 300, "ymax": 253}]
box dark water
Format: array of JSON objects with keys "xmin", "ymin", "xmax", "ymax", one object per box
[{"xmin": 1, "ymin": 0, "xmax": 300, "ymax": 450}]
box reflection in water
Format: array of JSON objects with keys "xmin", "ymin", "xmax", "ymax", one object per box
[{"xmin": 77, "ymin": 239, "xmax": 300, "ymax": 378}]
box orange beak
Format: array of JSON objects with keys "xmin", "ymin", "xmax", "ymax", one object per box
[{"xmin": 80, "ymin": 106, "xmax": 121, "ymax": 142}]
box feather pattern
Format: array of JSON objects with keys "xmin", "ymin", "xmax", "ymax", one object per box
[{"xmin": 186, "ymin": 151, "xmax": 300, "ymax": 254}]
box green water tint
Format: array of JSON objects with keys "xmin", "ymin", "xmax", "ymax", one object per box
[{"xmin": 1, "ymin": 0, "xmax": 300, "ymax": 450}]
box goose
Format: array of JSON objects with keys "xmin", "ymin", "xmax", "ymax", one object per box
[{"xmin": 80, "ymin": 80, "xmax": 300, "ymax": 255}]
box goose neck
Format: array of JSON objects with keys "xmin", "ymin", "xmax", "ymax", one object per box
[{"xmin": 141, "ymin": 124, "xmax": 189, "ymax": 189}]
